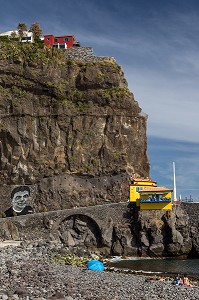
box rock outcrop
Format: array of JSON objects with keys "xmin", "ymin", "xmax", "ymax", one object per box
[
  {"xmin": 125, "ymin": 204, "xmax": 193, "ymax": 258},
  {"xmin": 0, "ymin": 42, "xmax": 149, "ymax": 212}
]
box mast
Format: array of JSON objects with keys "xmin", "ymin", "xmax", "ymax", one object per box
[{"xmin": 173, "ymin": 162, "xmax": 177, "ymax": 201}]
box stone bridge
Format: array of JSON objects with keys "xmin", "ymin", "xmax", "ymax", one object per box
[{"xmin": 0, "ymin": 202, "xmax": 131, "ymax": 256}]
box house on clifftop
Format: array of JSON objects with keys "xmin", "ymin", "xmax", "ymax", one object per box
[{"xmin": 44, "ymin": 34, "xmax": 80, "ymax": 49}]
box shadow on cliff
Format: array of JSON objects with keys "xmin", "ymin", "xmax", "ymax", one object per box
[
  {"xmin": 110, "ymin": 202, "xmax": 142, "ymax": 257},
  {"xmin": 58, "ymin": 214, "xmax": 103, "ymax": 255}
]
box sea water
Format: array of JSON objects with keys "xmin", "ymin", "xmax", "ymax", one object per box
[{"xmin": 108, "ymin": 257, "xmax": 199, "ymax": 277}]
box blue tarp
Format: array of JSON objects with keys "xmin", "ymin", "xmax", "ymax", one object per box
[{"xmin": 87, "ymin": 260, "xmax": 105, "ymax": 272}]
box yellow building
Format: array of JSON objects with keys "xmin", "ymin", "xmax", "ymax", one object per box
[
  {"xmin": 129, "ymin": 177, "xmax": 157, "ymax": 205},
  {"xmin": 129, "ymin": 177, "xmax": 173, "ymax": 210}
]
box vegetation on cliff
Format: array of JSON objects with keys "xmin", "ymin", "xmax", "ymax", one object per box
[{"xmin": 0, "ymin": 41, "xmax": 136, "ymax": 112}]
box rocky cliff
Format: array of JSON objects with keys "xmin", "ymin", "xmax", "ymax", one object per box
[{"xmin": 0, "ymin": 42, "xmax": 149, "ymax": 212}]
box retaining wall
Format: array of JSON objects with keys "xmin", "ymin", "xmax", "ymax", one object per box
[
  {"xmin": 181, "ymin": 202, "xmax": 199, "ymax": 226},
  {"xmin": 65, "ymin": 47, "xmax": 116, "ymax": 63}
]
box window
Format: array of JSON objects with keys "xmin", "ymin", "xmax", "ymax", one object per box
[
  {"xmin": 55, "ymin": 38, "xmax": 58, "ymax": 43},
  {"xmin": 53, "ymin": 44, "xmax": 58, "ymax": 48},
  {"xmin": 136, "ymin": 187, "xmax": 143, "ymax": 192},
  {"xmin": 64, "ymin": 37, "xmax": 70, "ymax": 42},
  {"xmin": 59, "ymin": 44, "xmax": 66, "ymax": 48},
  {"xmin": 21, "ymin": 36, "xmax": 32, "ymax": 42}
]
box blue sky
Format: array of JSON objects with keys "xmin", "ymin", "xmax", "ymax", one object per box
[{"xmin": 1, "ymin": 0, "xmax": 199, "ymax": 200}]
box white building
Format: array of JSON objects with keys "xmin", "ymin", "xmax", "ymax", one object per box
[{"xmin": 0, "ymin": 30, "xmax": 34, "ymax": 43}]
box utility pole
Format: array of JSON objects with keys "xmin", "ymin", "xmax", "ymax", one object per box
[{"xmin": 173, "ymin": 162, "xmax": 177, "ymax": 201}]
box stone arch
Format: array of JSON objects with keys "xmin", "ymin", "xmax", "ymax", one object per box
[{"xmin": 58, "ymin": 214, "xmax": 102, "ymax": 254}]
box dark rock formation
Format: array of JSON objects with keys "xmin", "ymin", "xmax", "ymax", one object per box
[
  {"xmin": 0, "ymin": 42, "xmax": 149, "ymax": 212},
  {"xmin": 128, "ymin": 204, "xmax": 193, "ymax": 258}
]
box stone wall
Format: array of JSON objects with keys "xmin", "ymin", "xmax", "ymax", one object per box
[
  {"xmin": 65, "ymin": 47, "xmax": 116, "ymax": 62},
  {"xmin": 181, "ymin": 202, "xmax": 199, "ymax": 226},
  {"xmin": 0, "ymin": 184, "xmax": 37, "ymax": 214},
  {"xmin": 0, "ymin": 171, "xmax": 130, "ymax": 214}
]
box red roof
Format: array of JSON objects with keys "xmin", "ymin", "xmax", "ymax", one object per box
[{"xmin": 132, "ymin": 177, "xmax": 157, "ymax": 183}]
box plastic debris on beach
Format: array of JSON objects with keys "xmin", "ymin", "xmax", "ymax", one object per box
[{"xmin": 87, "ymin": 260, "xmax": 105, "ymax": 272}]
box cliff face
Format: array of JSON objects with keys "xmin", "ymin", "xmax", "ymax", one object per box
[{"xmin": 0, "ymin": 43, "xmax": 149, "ymax": 212}]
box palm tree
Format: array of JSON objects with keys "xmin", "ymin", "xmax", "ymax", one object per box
[
  {"xmin": 17, "ymin": 23, "xmax": 27, "ymax": 41},
  {"xmin": 29, "ymin": 22, "xmax": 43, "ymax": 40}
]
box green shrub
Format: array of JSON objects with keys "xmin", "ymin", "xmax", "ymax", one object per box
[
  {"xmin": 0, "ymin": 36, "xmax": 9, "ymax": 42},
  {"xmin": 53, "ymin": 254, "xmax": 89, "ymax": 267},
  {"xmin": 67, "ymin": 60, "xmax": 76, "ymax": 66},
  {"xmin": 0, "ymin": 211, "xmax": 6, "ymax": 218}
]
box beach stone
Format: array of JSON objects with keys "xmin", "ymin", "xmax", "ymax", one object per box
[
  {"xmin": 13, "ymin": 289, "xmax": 28, "ymax": 296},
  {"xmin": 48, "ymin": 292, "xmax": 65, "ymax": 299},
  {"xmin": 11, "ymin": 295, "xmax": 19, "ymax": 300}
]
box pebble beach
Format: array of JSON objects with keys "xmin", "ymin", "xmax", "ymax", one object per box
[{"xmin": 0, "ymin": 242, "xmax": 199, "ymax": 300}]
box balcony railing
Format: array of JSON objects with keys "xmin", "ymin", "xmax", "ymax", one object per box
[{"xmin": 140, "ymin": 198, "xmax": 171, "ymax": 203}]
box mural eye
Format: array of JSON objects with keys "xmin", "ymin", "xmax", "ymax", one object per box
[{"xmin": 15, "ymin": 196, "xmax": 21, "ymax": 200}]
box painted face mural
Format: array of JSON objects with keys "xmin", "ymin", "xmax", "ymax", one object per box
[
  {"xmin": 4, "ymin": 186, "xmax": 33, "ymax": 217},
  {"xmin": 12, "ymin": 190, "xmax": 30, "ymax": 212}
]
